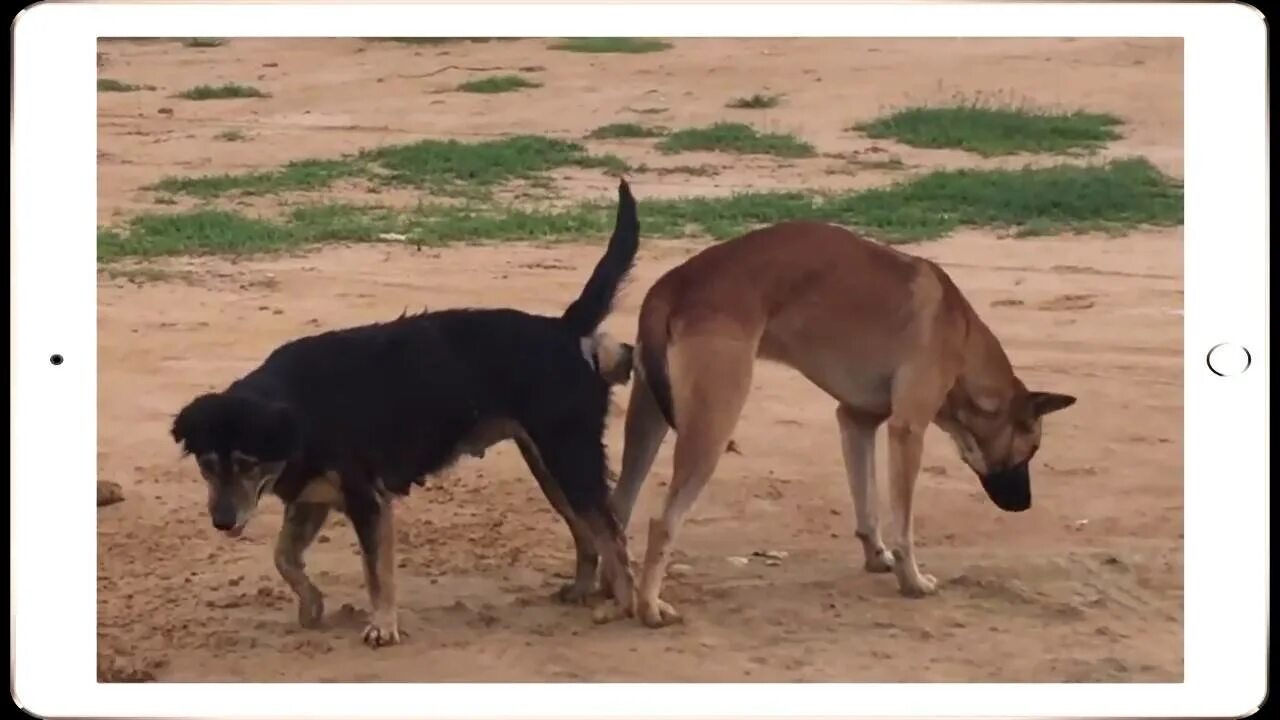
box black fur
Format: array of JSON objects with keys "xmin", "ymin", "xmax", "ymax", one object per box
[{"xmin": 172, "ymin": 179, "xmax": 639, "ymax": 594}]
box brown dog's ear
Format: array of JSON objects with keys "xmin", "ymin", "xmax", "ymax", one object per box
[{"xmin": 1029, "ymin": 391, "xmax": 1077, "ymax": 417}]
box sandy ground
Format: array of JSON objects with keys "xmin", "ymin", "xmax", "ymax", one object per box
[{"xmin": 97, "ymin": 38, "xmax": 1183, "ymax": 683}]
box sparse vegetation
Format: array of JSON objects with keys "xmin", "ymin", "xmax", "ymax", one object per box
[
  {"xmin": 182, "ymin": 38, "xmax": 225, "ymax": 48},
  {"xmin": 727, "ymin": 93, "xmax": 782, "ymax": 109},
  {"xmin": 148, "ymin": 136, "xmax": 626, "ymax": 198},
  {"xmin": 853, "ymin": 103, "xmax": 1123, "ymax": 156},
  {"xmin": 549, "ymin": 38, "xmax": 672, "ymax": 54},
  {"xmin": 98, "ymin": 79, "xmax": 154, "ymax": 93},
  {"xmin": 658, "ymin": 122, "xmax": 816, "ymax": 158},
  {"xmin": 456, "ymin": 75, "xmax": 542, "ymax": 94},
  {"xmin": 150, "ymin": 159, "xmax": 358, "ymax": 198},
  {"xmin": 587, "ymin": 123, "xmax": 669, "ymax": 139},
  {"xmin": 103, "ymin": 159, "xmax": 1181, "ymax": 260},
  {"xmin": 214, "ymin": 129, "xmax": 250, "ymax": 142},
  {"xmin": 633, "ymin": 163, "xmax": 720, "ymax": 177},
  {"xmin": 176, "ymin": 83, "xmax": 269, "ymax": 100}
]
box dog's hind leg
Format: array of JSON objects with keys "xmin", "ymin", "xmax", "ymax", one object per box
[
  {"xmin": 612, "ymin": 375, "xmax": 670, "ymax": 531},
  {"xmin": 530, "ymin": 432, "xmax": 637, "ymax": 623},
  {"xmin": 515, "ymin": 436, "xmax": 599, "ymax": 604},
  {"xmin": 836, "ymin": 405, "xmax": 894, "ymax": 573},
  {"xmin": 274, "ymin": 502, "xmax": 331, "ymax": 628},
  {"xmin": 636, "ymin": 334, "xmax": 755, "ymax": 628},
  {"xmin": 346, "ymin": 489, "xmax": 401, "ymax": 647}
]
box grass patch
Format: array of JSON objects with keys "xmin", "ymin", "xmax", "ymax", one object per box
[
  {"xmin": 182, "ymin": 38, "xmax": 226, "ymax": 48},
  {"xmin": 658, "ymin": 122, "xmax": 816, "ymax": 158},
  {"xmin": 853, "ymin": 104, "xmax": 1123, "ymax": 157},
  {"xmin": 177, "ymin": 83, "xmax": 269, "ymax": 100},
  {"xmin": 361, "ymin": 135, "xmax": 625, "ymax": 186},
  {"xmin": 98, "ymin": 78, "xmax": 155, "ymax": 93},
  {"xmin": 150, "ymin": 159, "xmax": 360, "ymax": 198},
  {"xmin": 633, "ymin": 163, "xmax": 720, "ymax": 177},
  {"xmin": 215, "ymin": 129, "xmax": 251, "ymax": 142},
  {"xmin": 726, "ymin": 93, "xmax": 782, "ymax": 109},
  {"xmin": 587, "ymin": 123, "xmax": 669, "ymax": 139},
  {"xmin": 549, "ymin": 38, "xmax": 671, "ymax": 54},
  {"xmin": 149, "ymin": 136, "xmax": 627, "ymax": 198},
  {"xmin": 455, "ymin": 75, "xmax": 542, "ymax": 94},
  {"xmin": 106, "ymin": 159, "xmax": 1180, "ymax": 259}
]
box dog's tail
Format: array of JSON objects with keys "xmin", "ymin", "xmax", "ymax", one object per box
[
  {"xmin": 636, "ymin": 288, "xmax": 678, "ymax": 429},
  {"xmin": 561, "ymin": 178, "xmax": 639, "ymax": 337}
]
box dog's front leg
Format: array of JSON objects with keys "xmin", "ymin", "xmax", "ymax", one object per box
[
  {"xmin": 348, "ymin": 493, "xmax": 401, "ymax": 647},
  {"xmin": 886, "ymin": 418, "xmax": 937, "ymax": 597},
  {"xmin": 274, "ymin": 502, "xmax": 331, "ymax": 628}
]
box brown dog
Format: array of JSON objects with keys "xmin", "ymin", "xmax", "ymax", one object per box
[{"xmin": 608, "ymin": 221, "xmax": 1076, "ymax": 627}]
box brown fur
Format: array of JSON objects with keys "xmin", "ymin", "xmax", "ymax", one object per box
[{"xmin": 611, "ymin": 221, "xmax": 1076, "ymax": 627}]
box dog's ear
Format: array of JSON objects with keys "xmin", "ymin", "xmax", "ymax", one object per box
[
  {"xmin": 1029, "ymin": 391, "xmax": 1077, "ymax": 417},
  {"xmin": 171, "ymin": 393, "xmax": 218, "ymax": 452}
]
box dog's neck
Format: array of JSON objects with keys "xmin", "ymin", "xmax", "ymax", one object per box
[{"xmin": 945, "ymin": 308, "xmax": 1020, "ymax": 420}]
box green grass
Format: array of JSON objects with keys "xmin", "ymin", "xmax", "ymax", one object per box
[
  {"xmin": 726, "ymin": 93, "xmax": 782, "ymax": 109},
  {"xmin": 853, "ymin": 104, "xmax": 1124, "ymax": 157},
  {"xmin": 104, "ymin": 159, "xmax": 1180, "ymax": 260},
  {"xmin": 455, "ymin": 75, "xmax": 542, "ymax": 94},
  {"xmin": 98, "ymin": 79, "xmax": 155, "ymax": 93},
  {"xmin": 182, "ymin": 38, "xmax": 226, "ymax": 48},
  {"xmin": 586, "ymin": 123, "xmax": 669, "ymax": 139},
  {"xmin": 148, "ymin": 136, "xmax": 627, "ymax": 198},
  {"xmin": 150, "ymin": 159, "xmax": 360, "ymax": 198},
  {"xmin": 361, "ymin": 135, "xmax": 625, "ymax": 186},
  {"xmin": 176, "ymin": 83, "xmax": 269, "ymax": 100},
  {"xmin": 549, "ymin": 38, "xmax": 671, "ymax": 54},
  {"xmin": 658, "ymin": 122, "xmax": 816, "ymax": 158}
]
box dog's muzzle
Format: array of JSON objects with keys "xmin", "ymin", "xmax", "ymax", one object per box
[{"xmin": 979, "ymin": 460, "xmax": 1032, "ymax": 512}]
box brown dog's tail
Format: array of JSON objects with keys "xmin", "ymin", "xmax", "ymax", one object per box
[{"xmin": 637, "ymin": 287, "xmax": 678, "ymax": 429}]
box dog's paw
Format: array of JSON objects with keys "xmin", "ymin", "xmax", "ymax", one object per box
[
  {"xmin": 590, "ymin": 598, "xmax": 634, "ymax": 625},
  {"xmin": 898, "ymin": 573, "xmax": 938, "ymax": 598},
  {"xmin": 297, "ymin": 591, "xmax": 325, "ymax": 629},
  {"xmin": 865, "ymin": 548, "xmax": 895, "ymax": 574},
  {"xmin": 637, "ymin": 597, "xmax": 682, "ymax": 628},
  {"xmin": 361, "ymin": 615, "xmax": 401, "ymax": 648},
  {"xmin": 554, "ymin": 582, "xmax": 594, "ymax": 606}
]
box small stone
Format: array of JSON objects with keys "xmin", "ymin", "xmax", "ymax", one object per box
[
  {"xmin": 97, "ymin": 480, "xmax": 125, "ymax": 507},
  {"xmin": 752, "ymin": 550, "xmax": 789, "ymax": 561}
]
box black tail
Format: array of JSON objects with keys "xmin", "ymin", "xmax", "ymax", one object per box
[{"xmin": 561, "ymin": 179, "xmax": 639, "ymax": 336}]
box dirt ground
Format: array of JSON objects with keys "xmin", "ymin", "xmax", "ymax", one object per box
[{"xmin": 97, "ymin": 38, "xmax": 1183, "ymax": 682}]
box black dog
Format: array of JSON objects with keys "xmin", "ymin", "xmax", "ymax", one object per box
[{"xmin": 171, "ymin": 180, "xmax": 641, "ymax": 647}]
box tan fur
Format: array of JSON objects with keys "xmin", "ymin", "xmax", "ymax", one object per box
[
  {"xmin": 612, "ymin": 222, "xmax": 1075, "ymax": 627},
  {"xmin": 360, "ymin": 499, "xmax": 399, "ymax": 647},
  {"xmin": 295, "ymin": 472, "xmax": 345, "ymax": 508},
  {"xmin": 274, "ymin": 503, "xmax": 330, "ymax": 628}
]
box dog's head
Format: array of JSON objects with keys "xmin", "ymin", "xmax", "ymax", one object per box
[
  {"xmin": 170, "ymin": 392, "xmax": 300, "ymax": 536},
  {"xmin": 936, "ymin": 385, "xmax": 1076, "ymax": 513},
  {"xmin": 581, "ymin": 332, "xmax": 635, "ymax": 387}
]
